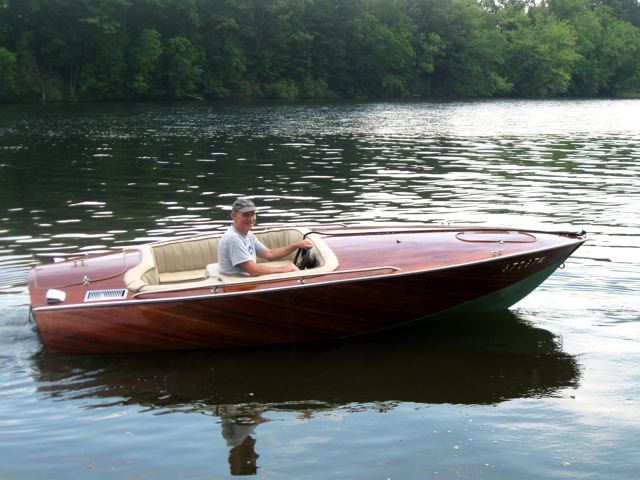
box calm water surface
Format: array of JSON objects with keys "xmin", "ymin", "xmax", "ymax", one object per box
[{"xmin": 0, "ymin": 99, "xmax": 639, "ymax": 478}]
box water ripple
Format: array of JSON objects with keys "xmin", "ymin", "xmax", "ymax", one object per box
[{"xmin": 1, "ymin": 99, "xmax": 640, "ymax": 479}]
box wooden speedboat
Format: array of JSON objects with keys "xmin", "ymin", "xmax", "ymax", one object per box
[{"xmin": 28, "ymin": 224, "xmax": 586, "ymax": 354}]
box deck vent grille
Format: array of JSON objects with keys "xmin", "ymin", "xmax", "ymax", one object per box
[{"xmin": 84, "ymin": 289, "xmax": 128, "ymax": 302}]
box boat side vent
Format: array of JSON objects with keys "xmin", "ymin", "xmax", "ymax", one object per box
[{"xmin": 84, "ymin": 289, "xmax": 128, "ymax": 302}]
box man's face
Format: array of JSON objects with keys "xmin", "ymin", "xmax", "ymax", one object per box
[{"xmin": 231, "ymin": 210, "xmax": 256, "ymax": 235}]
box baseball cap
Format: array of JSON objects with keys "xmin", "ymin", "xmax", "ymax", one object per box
[{"xmin": 231, "ymin": 197, "xmax": 257, "ymax": 213}]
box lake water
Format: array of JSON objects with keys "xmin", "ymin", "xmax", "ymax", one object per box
[{"xmin": 1, "ymin": 99, "xmax": 639, "ymax": 479}]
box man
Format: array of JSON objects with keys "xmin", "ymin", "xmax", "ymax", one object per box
[{"xmin": 218, "ymin": 198, "xmax": 314, "ymax": 276}]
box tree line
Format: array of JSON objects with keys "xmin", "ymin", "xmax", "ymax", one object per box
[{"xmin": 1, "ymin": 0, "xmax": 639, "ymax": 102}]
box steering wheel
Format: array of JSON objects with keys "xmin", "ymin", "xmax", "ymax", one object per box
[{"xmin": 294, "ymin": 248, "xmax": 314, "ymax": 270}]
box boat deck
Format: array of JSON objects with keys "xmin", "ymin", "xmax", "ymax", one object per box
[{"xmin": 30, "ymin": 226, "xmax": 584, "ymax": 309}]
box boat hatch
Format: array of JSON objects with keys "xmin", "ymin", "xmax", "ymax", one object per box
[
  {"xmin": 456, "ymin": 231, "xmax": 537, "ymax": 243},
  {"xmin": 84, "ymin": 289, "xmax": 128, "ymax": 302}
]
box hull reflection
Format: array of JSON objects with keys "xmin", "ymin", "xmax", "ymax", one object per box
[{"xmin": 33, "ymin": 311, "xmax": 580, "ymax": 475}]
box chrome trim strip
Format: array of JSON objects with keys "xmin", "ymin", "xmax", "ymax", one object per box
[{"xmin": 131, "ymin": 265, "xmax": 401, "ymax": 298}]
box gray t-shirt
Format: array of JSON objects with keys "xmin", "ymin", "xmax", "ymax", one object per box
[{"xmin": 218, "ymin": 226, "xmax": 266, "ymax": 276}]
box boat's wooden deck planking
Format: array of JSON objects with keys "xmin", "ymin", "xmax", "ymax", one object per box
[
  {"xmin": 325, "ymin": 230, "xmax": 578, "ymax": 271},
  {"xmin": 29, "ymin": 229, "xmax": 583, "ymax": 310}
]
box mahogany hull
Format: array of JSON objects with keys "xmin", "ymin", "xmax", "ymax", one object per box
[{"xmin": 29, "ymin": 228, "xmax": 585, "ymax": 354}]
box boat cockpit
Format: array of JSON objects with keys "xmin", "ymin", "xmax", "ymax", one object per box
[{"xmin": 124, "ymin": 227, "xmax": 339, "ymax": 294}]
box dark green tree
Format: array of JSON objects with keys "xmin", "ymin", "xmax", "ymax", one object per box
[
  {"xmin": 76, "ymin": 0, "xmax": 130, "ymax": 100},
  {"xmin": 164, "ymin": 36, "xmax": 204, "ymax": 98},
  {"xmin": 500, "ymin": 4, "xmax": 579, "ymax": 96},
  {"xmin": 0, "ymin": 0, "xmax": 638, "ymax": 102},
  {"xmin": 198, "ymin": 0, "xmax": 252, "ymax": 98},
  {"xmin": 411, "ymin": 0, "xmax": 511, "ymax": 96},
  {"xmin": 129, "ymin": 28, "xmax": 163, "ymax": 96},
  {"xmin": 0, "ymin": 47, "xmax": 17, "ymax": 99},
  {"xmin": 599, "ymin": 0, "xmax": 640, "ymax": 26},
  {"xmin": 596, "ymin": 8, "xmax": 640, "ymax": 95}
]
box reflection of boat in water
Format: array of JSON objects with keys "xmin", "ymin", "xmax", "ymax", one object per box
[
  {"xmin": 29, "ymin": 224, "xmax": 585, "ymax": 353},
  {"xmin": 33, "ymin": 312, "xmax": 580, "ymax": 475}
]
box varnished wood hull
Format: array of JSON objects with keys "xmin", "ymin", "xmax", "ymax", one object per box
[{"xmin": 29, "ymin": 226, "xmax": 585, "ymax": 354}]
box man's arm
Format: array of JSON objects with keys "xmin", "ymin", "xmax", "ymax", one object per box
[
  {"xmin": 238, "ymin": 260, "xmax": 299, "ymax": 276},
  {"xmin": 239, "ymin": 239, "xmax": 314, "ymax": 276},
  {"xmin": 258, "ymin": 239, "xmax": 314, "ymax": 261}
]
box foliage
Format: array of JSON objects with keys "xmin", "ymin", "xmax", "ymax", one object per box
[
  {"xmin": 0, "ymin": 46, "xmax": 17, "ymax": 99},
  {"xmin": 129, "ymin": 28, "xmax": 163, "ymax": 96},
  {"xmin": 500, "ymin": 6, "xmax": 580, "ymax": 97},
  {"xmin": 164, "ymin": 36, "xmax": 204, "ymax": 98},
  {"xmin": 0, "ymin": 0, "xmax": 639, "ymax": 102}
]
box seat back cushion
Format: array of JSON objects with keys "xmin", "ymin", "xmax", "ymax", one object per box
[{"xmin": 152, "ymin": 236, "xmax": 220, "ymax": 274}]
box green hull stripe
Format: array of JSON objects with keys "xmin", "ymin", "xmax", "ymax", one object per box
[{"xmin": 431, "ymin": 260, "xmax": 564, "ymax": 320}]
